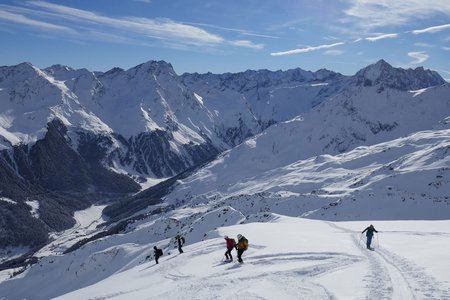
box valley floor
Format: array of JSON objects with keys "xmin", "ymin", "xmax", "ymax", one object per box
[{"xmin": 4, "ymin": 216, "xmax": 447, "ymax": 300}]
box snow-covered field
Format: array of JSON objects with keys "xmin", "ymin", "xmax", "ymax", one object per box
[{"xmin": 2, "ymin": 216, "xmax": 448, "ymax": 299}]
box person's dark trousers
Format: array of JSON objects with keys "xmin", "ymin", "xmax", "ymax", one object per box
[
  {"xmin": 178, "ymin": 243, "xmax": 183, "ymax": 254},
  {"xmin": 225, "ymin": 248, "xmax": 233, "ymax": 260},
  {"xmin": 366, "ymin": 235, "xmax": 373, "ymax": 249},
  {"xmin": 237, "ymin": 249, "xmax": 245, "ymax": 263},
  {"xmin": 155, "ymin": 255, "xmax": 160, "ymax": 264}
]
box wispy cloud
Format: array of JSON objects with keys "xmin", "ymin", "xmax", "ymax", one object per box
[
  {"xmin": 365, "ymin": 33, "xmax": 398, "ymax": 42},
  {"xmin": 0, "ymin": 1, "xmax": 263, "ymax": 50},
  {"xmin": 267, "ymin": 19, "xmax": 307, "ymax": 32},
  {"xmin": 412, "ymin": 23, "xmax": 450, "ymax": 34},
  {"xmin": 323, "ymin": 49, "xmax": 345, "ymax": 56},
  {"xmin": 343, "ymin": 0, "xmax": 450, "ymax": 30},
  {"xmin": 414, "ymin": 42, "xmax": 435, "ymax": 48},
  {"xmin": 183, "ymin": 21, "xmax": 279, "ymax": 39},
  {"xmin": 442, "ymin": 46, "xmax": 450, "ymax": 51},
  {"xmin": 0, "ymin": 9, "xmax": 75, "ymax": 33},
  {"xmin": 229, "ymin": 40, "xmax": 264, "ymax": 49},
  {"xmin": 28, "ymin": 1, "xmax": 224, "ymax": 45},
  {"xmin": 408, "ymin": 51, "xmax": 429, "ymax": 64},
  {"xmin": 271, "ymin": 42, "xmax": 344, "ymax": 56}
]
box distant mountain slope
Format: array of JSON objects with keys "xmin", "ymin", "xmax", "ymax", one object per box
[{"xmin": 163, "ymin": 80, "xmax": 450, "ymax": 220}]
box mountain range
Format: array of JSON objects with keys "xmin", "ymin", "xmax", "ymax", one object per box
[{"xmin": 0, "ymin": 58, "xmax": 448, "ymax": 260}]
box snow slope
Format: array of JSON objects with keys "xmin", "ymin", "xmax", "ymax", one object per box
[
  {"xmin": 0, "ymin": 125, "xmax": 449, "ymax": 298},
  {"xmin": 1, "ymin": 216, "xmax": 449, "ymax": 299},
  {"xmin": 164, "ymin": 123, "xmax": 450, "ymax": 221}
]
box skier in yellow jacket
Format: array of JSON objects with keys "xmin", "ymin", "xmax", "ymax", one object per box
[{"xmin": 235, "ymin": 234, "xmax": 248, "ymax": 263}]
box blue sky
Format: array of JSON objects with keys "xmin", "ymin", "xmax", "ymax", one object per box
[{"xmin": 0, "ymin": 0, "xmax": 449, "ymax": 79}]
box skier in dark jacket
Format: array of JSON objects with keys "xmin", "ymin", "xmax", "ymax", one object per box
[
  {"xmin": 175, "ymin": 234, "xmax": 185, "ymax": 254},
  {"xmin": 235, "ymin": 234, "xmax": 248, "ymax": 263},
  {"xmin": 153, "ymin": 246, "xmax": 163, "ymax": 264},
  {"xmin": 224, "ymin": 235, "xmax": 236, "ymax": 261},
  {"xmin": 362, "ymin": 224, "xmax": 378, "ymax": 249}
]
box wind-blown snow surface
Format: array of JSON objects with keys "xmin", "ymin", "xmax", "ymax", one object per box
[{"xmin": 1, "ymin": 216, "xmax": 449, "ymax": 299}]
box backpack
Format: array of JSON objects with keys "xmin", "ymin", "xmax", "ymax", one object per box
[
  {"xmin": 242, "ymin": 238, "xmax": 248, "ymax": 250},
  {"xmin": 238, "ymin": 237, "xmax": 248, "ymax": 250},
  {"xmin": 157, "ymin": 249, "xmax": 163, "ymax": 256},
  {"xmin": 225, "ymin": 238, "xmax": 235, "ymax": 249},
  {"xmin": 176, "ymin": 235, "xmax": 185, "ymax": 245}
]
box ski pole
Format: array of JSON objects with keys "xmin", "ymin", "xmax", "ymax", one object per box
[{"xmin": 358, "ymin": 233, "xmax": 363, "ymax": 246}]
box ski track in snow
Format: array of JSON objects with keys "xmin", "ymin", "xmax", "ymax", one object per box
[
  {"xmin": 375, "ymin": 247, "xmax": 450, "ymax": 299},
  {"xmin": 138, "ymin": 240, "xmax": 362, "ymax": 299},
  {"xmin": 329, "ymin": 222, "xmax": 450, "ymax": 300}
]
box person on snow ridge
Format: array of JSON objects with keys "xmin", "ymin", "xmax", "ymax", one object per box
[
  {"xmin": 224, "ymin": 235, "xmax": 236, "ymax": 261},
  {"xmin": 153, "ymin": 246, "xmax": 163, "ymax": 264},
  {"xmin": 175, "ymin": 234, "xmax": 185, "ymax": 254},
  {"xmin": 235, "ymin": 234, "xmax": 248, "ymax": 263},
  {"xmin": 362, "ymin": 224, "xmax": 378, "ymax": 249}
]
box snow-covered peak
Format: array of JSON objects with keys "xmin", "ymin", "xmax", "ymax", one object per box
[
  {"xmin": 356, "ymin": 59, "xmax": 392, "ymax": 81},
  {"xmin": 45, "ymin": 64, "xmax": 75, "ymax": 73},
  {"xmin": 354, "ymin": 59, "xmax": 445, "ymax": 90},
  {"xmin": 128, "ymin": 60, "xmax": 177, "ymax": 78},
  {"xmin": 43, "ymin": 64, "xmax": 91, "ymax": 81},
  {"xmin": 314, "ymin": 68, "xmax": 342, "ymax": 81},
  {"xmin": 0, "ymin": 62, "xmax": 41, "ymax": 85},
  {"xmin": 98, "ymin": 67, "xmax": 124, "ymax": 78}
]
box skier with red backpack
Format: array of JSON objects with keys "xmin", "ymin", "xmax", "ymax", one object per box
[{"xmin": 224, "ymin": 235, "xmax": 236, "ymax": 261}]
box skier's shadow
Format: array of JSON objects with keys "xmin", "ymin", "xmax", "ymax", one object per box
[{"xmin": 212, "ymin": 261, "xmax": 233, "ymax": 267}]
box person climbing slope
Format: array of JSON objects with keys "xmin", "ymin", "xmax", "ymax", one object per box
[
  {"xmin": 362, "ymin": 224, "xmax": 378, "ymax": 250},
  {"xmin": 175, "ymin": 234, "xmax": 185, "ymax": 254},
  {"xmin": 235, "ymin": 234, "xmax": 248, "ymax": 263},
  {"xmin": 153, "ymin": 246, "xmax": 163, "ymax": 264},
  {"xmin": 224, "ymin": 235, "xmax": 236, "ymax": 261}
]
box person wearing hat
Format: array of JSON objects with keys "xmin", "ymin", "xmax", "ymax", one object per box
[
  {"xmin": 224, "ymin": 235, "xmax": 236, "ymax": 261},
  {"xmin": 235, "ymin": 234, "xmax": 248, "ymax": 263},
  {"xmin": 362, "ymin": 224, "xmax": 378, "ymax": 250}
]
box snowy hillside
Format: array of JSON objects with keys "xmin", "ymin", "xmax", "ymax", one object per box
[
  {"xmin": 1, "ymin": 215, "xmax": 449, "ymax": 299},
  {"xmin": 1, "ymin": 121, "xmax": 449, "ymax": 298},
  {"xmin": 163, "ymin": 80, "xmax": 450, "ymax": 220}
]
